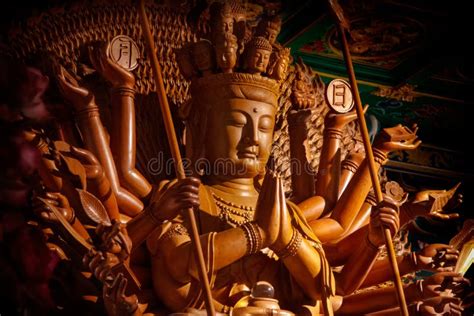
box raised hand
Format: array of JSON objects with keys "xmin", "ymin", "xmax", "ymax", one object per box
[
  {"xmin": 57, "ymin": 65, "xmax": 94, "ymax": 111},
  {"xmin": 33, "ymin": 192, "xmax": 75, "ymax": 224},
  {"xmin": 272, "ymin": 176, "xmax": 296, "ymax": 252},
  {"xmin": 83, "ymin": 250, "xmax": 114, "ymax": 283},
  {"xmin": 95, "ymin": 220, "xmax": 132, "ymax": 261},
  {"xmin": 147, "ymin": 177, "xmax": 201, "ymax": 223},
  {"xmin": 103, "ymin": 273, "xmax": 140, "ymax": 316},
  {"xmin": 415, "ymin": 244, "xmax": 459, "ymax": 272},
  {"xmin": 373, "ymin": 124, "xmax": 421, "ymax": 153},
  {"xmin": 410, "ymin": 183, "xmax": 462, "ymax": 221},
  {"xmin": 68, "ymin": 145, "xmax": 102, "ymax": 180},
  {"xmin": 89, "ymin": 44, "xmax": 135, "ymax": 89},
  {"xmin": 324, "ymin": 105, "xmax": 368, "ymax": 130},
  {"xmin": 368, "ymin": 195, "xmax": 400, "ymax": 247},
  {"xmin": 254, "ymin": 172, "xmax": 281, "ymax": 248},
  {"xmin": 416, "ymin": 296, "xmax": 463, "ymax": 315},
  {"xmin": 420, "ymin": 272, "xmax": 470, "ymax": 300}
]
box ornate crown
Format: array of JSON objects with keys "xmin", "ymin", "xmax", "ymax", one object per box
[{"xmin": 176, "ymin": 5, "xmax": 290, "ymax": 108}]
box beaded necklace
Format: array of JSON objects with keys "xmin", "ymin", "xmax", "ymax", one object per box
[{"xmin": 210, "ymin": 191, "xmax": 256, "ymax": 226}]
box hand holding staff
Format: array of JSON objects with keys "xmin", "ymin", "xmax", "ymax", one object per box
[{"xmin": 327, "ymin": 1, "xmax": 410, "ymax": 315}]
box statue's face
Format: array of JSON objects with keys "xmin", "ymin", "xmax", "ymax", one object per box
[
  {"xmin": 205, "ymin": 98, "xmax": 276, "ymax": 178},
  {"xmin": 217, "ymin": 44, "xmax": 237, "ymax": 71},
  {"xmin": 219, "ymin": 16, "xmax": 234, "ymax": 34},
  {"xmin": 263, "ymin": 28, "xmax": 279, "ymax": 44},
  {"xmin": 275, "ymin": 56, "xmax": 289, "ymax": 80},
  {"xmin": 247, "ymin": 48, "xmax": 271, "ymax": 73}
]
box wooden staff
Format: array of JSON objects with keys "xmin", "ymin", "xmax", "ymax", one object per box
[
  {"xmin": 138, "ymin": 1, "xmax": 216, "ymax": 315},
  {"xmin": 327, "ymin": 2, "xmax": 409, "ymax": 315}
]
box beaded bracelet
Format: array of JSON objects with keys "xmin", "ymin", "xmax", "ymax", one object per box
[
  {"xmin": 276, "ymin": 229, "xmax": 303, "ymax": 259},
  {"xmin": 240, "ymin": 222, "xmax": 262, "ymax": 255}
]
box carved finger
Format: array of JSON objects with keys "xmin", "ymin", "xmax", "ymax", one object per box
[
  {"xmin": 95, "ymin": 223, "xmax": 106, "ymax": 237},
  {"xmin": 181, "ymin": 197, "xmax": 200, "ymax": 207},
  {"xmin": 437, "ymin": 266, "xmax": 454, "ymax": 272},
  {"xmin": 103, "ymin": 266, "xmax": 114, "ymax": 283},
  {"xmin": 116, "ymin": 231, "xmax": 131, "ymax": 256},
  {"xmin": 36, "ymin": 195, "xmax": 59, "ymax": 206},
  {"xmin": 429, "ymin": 212, "xmax": 452, "ymax": 220},
  {"xmin": 178, "ymin": 191, "xmax": 199, "ymax": 200},
  {"xmin": 88, "ymin": 46, "xmax": 101, "ymax": 73},
  {"xmin": 61, "ymin": 66, "xmax": 80, "ymax": 87},
  {"xmin": 57, "ymin": 71, "xmax": 75, "ymax": 94},
  {"xmin": 442, "ymin": 254, "xmax": 459, "ymax": 262},
  {"xmin": 177, "ymin": 177, "xmax": 201, "ymax": 188},
  {"xmin": 70, "ymin": 146, "xmax": 100, "ymax": 165},
  {"xmin": 379, "ymin": 207, "xmax": 399, "ymax": 217},
  {"xmin": 380, "ymin": 214, "xmax": 399, "ymax": 232},
  {"xmin": 256, "ymin": 171, "xmax": 271, "ymax": 210},
  {"xmin": 94, "ymin": 258, "xmax": 109, "ymax": 280},
  {"xmin": 402, "ymin": 139, "xmax": 422, "ymax": 150},
  {"xmin": 88, "ymin": 252, "xmax": 105, "ymax": 272},
  {"xmin": 106, "ymin": 272, "xmax": 122, "ymax": 298},
  {"xmin": 177, "ymin": 184, "xmax": 200, "ymax": 195},
  {"xmin": 278, "ymin": 177, "xmax": 291, "ymax": 232},
  {"xmin": 103, "ymin": 223, "xmax": 121, "ymax": 244},
  {"xmin": 445, "ymin": 248, "xmax": 459, "ymax": 254},
  {"xmin": 97, "ymin": 261, "xmax": 112, "ymax": 282},
  {"xmin": 116, "ymin": 274, "xmax": 128, "ymax": 302},
  {"xmin": 45, "ymin": 192, "xmax": 59, "ymax": 200},
  {"xmin": 82, "ymin": 249, "xmax": 97, "ymax": 267},
  {"xmin": 432, "ymin": 212, "xmax": 449, "ymax": 220}
]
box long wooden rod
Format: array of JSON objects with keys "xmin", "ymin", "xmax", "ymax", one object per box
[
  {"xmin": 337, "ymin": 25, "xmax": 409, "ymax": 316},
  {"xmin": 138, "ymin": 1, "xmax": 215, "ymax": 315}
]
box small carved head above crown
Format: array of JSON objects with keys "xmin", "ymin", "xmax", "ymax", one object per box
[
  {"xmin": 191, "ymin": 39, "xmax": 215, "ymax": 76},
  {"xmin": 211, "ymin": 2, "xmax": 234, "ymax": 39},
  {"xmin": 243, "ymin": 36, "xmax": 273, "ymax": 74},
  {"xmin": 215, "ymin": 32, "xmax": 238, "ymax": 73},
  {"xmin": 256, "ymin": 15, "xmax": 282, "ymax": 45},
  {"xmin": 269, "ymin": 47, "xmax": 291, "ymax": 81}
]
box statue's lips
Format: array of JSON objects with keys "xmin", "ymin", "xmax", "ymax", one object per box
[{"xmin": 238, "ymin": 150, "xmax": 258, "ymax": 159}]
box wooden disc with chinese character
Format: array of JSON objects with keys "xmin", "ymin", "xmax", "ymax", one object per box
[
  {"xmin": 325, "ymin": 79, "xmax": 354, "ymax": 113},
  {"xmin": 107, "ymin": 35, "xmax": 140, "ymax": 71}
]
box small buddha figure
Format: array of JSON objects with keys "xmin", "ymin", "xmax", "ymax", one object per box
[
  {"xmin": 191, "ymin": 39, "xmax": 215, "ymax": 76},
  {"xmin": 292, "ymin": 64, "xmax": 316, "ymax": 108},
  {"xmin": 255, "ymin": 15, "xmax": 282, "ymax": 46},
  {"xmin": 243, "ymin": 36, "xmax": 272, "ymax": 75},
  {"xmin": 214, "ymin": 32, "xmax": 238, "ymax": 73},
  {"xmin": 269, "ymin": 47, "xmax": 291, "ymax": 81},
  {"xmin": 210, "ymin": 2, "xmax": 234, "ymax": 41},
  {"xmin": 226, "ymin": 0, "xmax": 248, "ymax": 55}
]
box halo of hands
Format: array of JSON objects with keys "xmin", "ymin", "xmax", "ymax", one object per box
[{"xmin": 52, "ymin": 40, "xmax": 467, "ymax": 316}]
